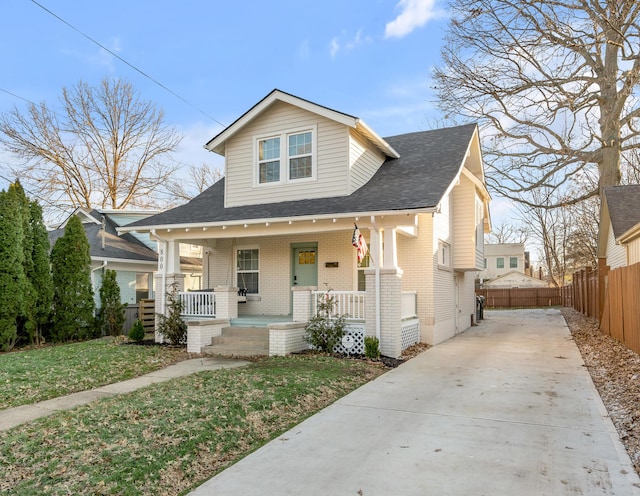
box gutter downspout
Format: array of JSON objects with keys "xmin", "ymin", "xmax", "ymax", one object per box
[{"xmin": 370, "ymin": 216, "xmax": 381, "ymax": 341}]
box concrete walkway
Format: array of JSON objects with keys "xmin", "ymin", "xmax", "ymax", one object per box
[
  {"xmin": 0, "ymin": 356, "xmax": 248, "ymax": 432},
  {"xmin": 190, "ymin": 309, "xmax": 640, "ymax": 496}
]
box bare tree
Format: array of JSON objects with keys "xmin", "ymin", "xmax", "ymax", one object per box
[
  {"xmin": 485, "ymin": 220, "xmax": 528, "ymax": 244},
  {"xmin": 165, "ymin": 162, "xmax": 223, "ymax": 204},
  {"xmin": 433, "ymin": 0, "xmax": 640, "ymax": 208},
  {"xmin": 0, "ymin": 78, "xmax": 181, "ymax": 216}
]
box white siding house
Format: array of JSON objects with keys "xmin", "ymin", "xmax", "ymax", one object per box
[
  {"xmin": 120, "ymin": 90, "xmax": 491, "ymax": 357},
  {"xmin": 599, "ymin": 185, "xmax": 640, "ymax": 269}
]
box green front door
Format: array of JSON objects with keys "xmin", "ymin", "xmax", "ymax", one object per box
[{"xmin": 293, "ymin": 246, "xmax": 318, "ymax": 288}]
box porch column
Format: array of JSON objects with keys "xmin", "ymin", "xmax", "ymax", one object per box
[
  {"xmin": 365, "ymin": 267, "xmax": 403, "ymax": 358},
  {"xmin": 214, "ymin": 286, "xmax": 239, "ymax": 320},
  {"xmin": 154, "ymin": 240, "xmax": 183, "ymax": 343},
  {"xmin": 383, "ymin": 227, "xmax": 398, "ymax": 268},
  {"xmin": 292, "ymin": 286, "xmax": 315, "ymax": 322}
]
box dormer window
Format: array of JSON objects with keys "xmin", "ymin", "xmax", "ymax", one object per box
[
  {"xmin": 256, "ymin": 127, "xmax": 316, "ymax": 185},
  {"xmin": 258, "ymin": 137, "xmax": 280, "ymax": 183}
]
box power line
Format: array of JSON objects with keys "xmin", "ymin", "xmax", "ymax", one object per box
[{"xmin": 29, "ymin": 0, "xmax": 227, "ymax": 128}]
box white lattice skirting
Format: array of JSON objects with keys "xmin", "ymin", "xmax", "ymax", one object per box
[
  {"xmin": 333, "ymin": 322, "xmax": 365, "ymax": 355},
  {"xmin": 401, "ymin": 319, "xmax": 420, "ymax": 350}
]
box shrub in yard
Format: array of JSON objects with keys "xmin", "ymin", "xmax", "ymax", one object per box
[
  {"xmin": 0, "ymin": 187, "xmax": 26, "ymax": 351},
  {"xmin": 28, "ymin": 201, "xmax": 53, "ymax": 345},
  {"xmin": 128, "ymin": 319, "xmax": 145, "ymax": 341},
  {"xmin": 305, "ymin": 290, "xmax": 347, "ymax": 353},
  {"xmin": 364, "ymin": 336, "xmax": 380, "ymax": 360},
  {"xmin": 156, "ymin": 282, "xmax": 187, "ymax": 345},
  {"xmin": 50, "ymin": 215, "xmax": 95, "ymax": 342},
  {"xmin": 99, "ymin": 269, "xmax": 126, "ymax": 336}
]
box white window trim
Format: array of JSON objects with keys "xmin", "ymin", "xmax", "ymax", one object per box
[
  {"xmin": 438, "ymin": 240, "xmax": 452, "ymax": 271},
  {"xmin": 253, "ymin": 125, "xmax": 317, "ymax": 187},
  {"xmin": 235, "ymin": 246, "xmax": 260, "ymax": 295}
]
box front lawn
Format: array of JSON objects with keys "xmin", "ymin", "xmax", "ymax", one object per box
[
  {"xmin": 0, "ymin": 338, "xmax": 191, "ymax": 409},
  {"xmin": 0, "ymin": 354, "xmax": 386, "ymax": 495}
]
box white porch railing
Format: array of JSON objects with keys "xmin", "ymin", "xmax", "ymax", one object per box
[
  {"xmin": 312, "ymin": 291, "xmax": 366, "ymax": 320},
  {"xmin": 179, "ymin": 291, "xmax": 216, "ymax": 317},
  {"xmin": 401, "ymin": 291, "xmax": 417, "ymax": 319}
]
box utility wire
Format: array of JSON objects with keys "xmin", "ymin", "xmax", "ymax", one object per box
[{"xmin": 29, "ymin": 0, "xmax": 226, "ymax": 128}]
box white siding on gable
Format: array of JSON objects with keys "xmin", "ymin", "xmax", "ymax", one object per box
[
  {"xmin": 451, "ymin": 175, "xmax": 479, "ymax": 270},
  {"xmin": 224, "ymin": 101, "xmax": 351, "ymax": 208},
  {"xmin": 349, "ymin": 130, "xmax": 385, "ymax": 192},
  {"xmin": 606, "ymin": 222, "xmax": 627, "ymax": 269}
]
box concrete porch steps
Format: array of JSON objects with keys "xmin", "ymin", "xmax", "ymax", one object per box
[{"xmin": 201, "ymin": 327, "xmax": 269, "ymax": 357}]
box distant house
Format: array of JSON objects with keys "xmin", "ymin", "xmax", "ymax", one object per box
[
  {"xmin": 478, "ymin": 243, "xmax": 528, "ymax": 283},
  {"xmin": 599, "ymin": 185, "xmax": 640, "ymax": 269},
  {"xmin": 119, "ymin": 89, "xmax": 492, "ymax": 357},
  {"xmin": 49, "ymin": 209, "xmax": 202, "ymax": 327},
  {"xmin": 483, "ymin": 270, "xmax": 551, "ymax": 289}
]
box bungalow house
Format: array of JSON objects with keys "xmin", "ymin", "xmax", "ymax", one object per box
[
  {"xmin": 119, "ymin": 90, "xmax": 491, "ymax": 358},
  {"xmin": 49, "ymin": 208, "xmax": 202, "ymax": 330},
  {"xmin": 598, "ymin": 184, "xmax": 640, "ymax": 269},
  {"xmin": 478, "ymin": 243, "xmax": 528, "ymax": 283}
]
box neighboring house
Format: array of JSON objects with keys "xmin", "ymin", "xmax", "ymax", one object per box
[
  {"xmin": 479, "ymin": 243, "xmax": 527, "ymax": 283},
  {"xmin": 49, "ymin": 208, "xmax": 203, "ymax": 311},
  {"xmin": 120, "ymin": 89, "xmax": 491, "ymax": 357},
  {"xmin": 599, "ymin": 185, "xmax": 640, "ymax": 269},
  {"xmin": 483, "ymin": 270, "xmax": 551, "ymax": 289}
]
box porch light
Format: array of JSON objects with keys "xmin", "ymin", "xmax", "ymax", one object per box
[
  {"xmin": 312, "ymin": 219, "xmax": 316, "ymax": 223},
  {"xmin": 244, "ymin": 224, "xmax": 248, "ymax": 228},
  {"xmin": 265, "ymin": 222, "xmax": 270, "ymax": 227},
  {"xmin": 185, "ymin": 228, "xmax": 190, "ymax": 232},
  {"xmin": 222, "ymin": 225, "xmax": 227, "ymax": 230},
  {"xmin": 288, "ymin": 220, "xmax": 292, "ymax": 225},
  {"xmin": 202, "ymin": 227, "xmax": 207, "ymax": 231},
  {"xmin": 332, "ymin": 218, "xmax": 337, "ymax": 223}
]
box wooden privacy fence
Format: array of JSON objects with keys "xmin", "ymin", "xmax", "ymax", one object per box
[
  {"xmin": 476, "ymin": 287, "xmax": 563, "ymax": 308},
  {"xmin": 600, "ymin": 263, "xmax": 640, "ymax": 355}
]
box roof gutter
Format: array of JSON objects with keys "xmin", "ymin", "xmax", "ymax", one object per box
[{"xmin": 117, "ymin": 208, "xmax": 437, "ymax": 234}]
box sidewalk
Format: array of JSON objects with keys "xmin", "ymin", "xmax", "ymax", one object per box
[
  {"xmin": 190, "ymin": 309, "xmax": 640, "ymax": 496},
  {"xmin": 0, "ymin": 356, "xmax": 248, "ymax": 432}
]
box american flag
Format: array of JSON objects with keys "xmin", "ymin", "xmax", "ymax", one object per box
[{"xmin": 352, "ymin": 224, "xmax": 368, "ymax": 264}]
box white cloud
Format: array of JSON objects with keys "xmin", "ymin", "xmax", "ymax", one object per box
[
  {"xmin": 298, "ymin": 40, "xmax": 310, "ymax": 60},
  {"xmin": 329, "ymin": 37, "xmax": 340, "ymax": 58},
  {"xmin": 329, "ymin": 29, "xmax": 372, "ymax": 58},
  {"xmin": 385, "ymin": 0, "xmax": 443, "ymax": 38}
]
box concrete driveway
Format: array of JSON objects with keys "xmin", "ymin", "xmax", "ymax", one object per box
[{"xmin": 189, "ymin": 309, "xmax": 640, "ymax": 496}]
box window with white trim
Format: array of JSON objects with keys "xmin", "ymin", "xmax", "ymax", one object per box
[
  {"xmin": 438, "ymin": 240, "xmax": 451, "ymax": 268},
  {"xmin": 256, "ymin": 128, "xmax": 316, "ymax": 185},
  {"xmin": 509, "ymin": 256, "xmax": 518, "ymax": 268},
  {"xmin": 497, "ymin": 257, "xmax": 504, "ymax": 269},
  {"xmin": 237, "ymin": 249, "xmax": 259, "ymax": 294}
]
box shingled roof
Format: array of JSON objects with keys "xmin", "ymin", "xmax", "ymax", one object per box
[
  {"xmin": 125, "ymin": 123, "xmax": 478, "ymax": 230},
  {"xmin": 49, "ymin": 210, "xmax": 158, "ymax": 262},
  {"xmin": 603, "ymin": 185, "xmax": 640, "ymax": 239}
]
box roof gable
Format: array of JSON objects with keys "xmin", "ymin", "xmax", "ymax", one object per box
[{"xmin": 205, "ymin": 89, "xmax": 399, "ymax": 159}]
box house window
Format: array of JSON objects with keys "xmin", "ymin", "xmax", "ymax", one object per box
[
  {"xmin": 484, "ymin": 258, "xmax": 487, "ymax": 269},
  {"xmin": 289, "ymin": 132, "xmax": 312, "ymax": 179},
  {"xmin": 510, "ymin": 257, "xmax": 518, "ymax": 268},
  {"xmin": 135, "ymin": 273, "xmax": 151, "ymax": 303},
  {"xmin": 357, "ymin": 253, "xmax": 370, "ymax": 291},
  {"xmin": 256, "ymin": 127, "xmax": 316, "ymax": 185},
  {"xmin": 438, "ymin": 241, "xmax": 451, "ymax": 268},
  {"xmin": 237, "ymin": 249, "xmax": 259, "ymax": 294},
  {"xmin": 258, "ymin": 137, "xmax": 280, "ymax": 183},
  {"xmin": 497, "ymin": 257, "xmax": 504, "ymax": 269}
]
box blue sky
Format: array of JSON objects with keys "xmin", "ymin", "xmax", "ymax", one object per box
[
  {"xmin": 0, "ymin": 0, "xmax": 516, "ymax": 228},
  {"xmin": 1, "ymin": 0, "xmax": 448, "ymax": 171}
]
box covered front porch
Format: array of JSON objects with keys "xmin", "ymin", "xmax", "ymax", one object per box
[{"xmin": 151, "ymin": 213, "xmax": 422, "ymax": 358}]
